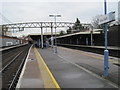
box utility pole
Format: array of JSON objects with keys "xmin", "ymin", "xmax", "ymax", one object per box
[
  {"xmin": 41, "ymin": 23, "xmax": 43, "ymax": 49},
  {"xmin": 50, "ymin": 22, "xmax": 54, "ymax": 48}
]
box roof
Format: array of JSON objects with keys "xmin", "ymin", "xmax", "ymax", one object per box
[
  {"xmin": 0, "ymin": 35, "xmax": 20, "ymax": 40},
  {"xmin": 28, "ymin": 32, "xmax": 60, "ymax": 36},
  {"xmin": 56, "ymin": 30, "xmax": 101, "ymax": 38}
]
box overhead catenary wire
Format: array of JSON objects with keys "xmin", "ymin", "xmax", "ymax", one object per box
[{"xmin": 0, "ymin": 12, "xmax": 12, "ymax": 24}]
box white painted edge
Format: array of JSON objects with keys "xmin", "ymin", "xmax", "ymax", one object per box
[{"xmin": 16, "ymin": 44, "xmax": 33, "ymax": 89}]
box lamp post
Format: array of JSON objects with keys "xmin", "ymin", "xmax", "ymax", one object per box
[
  {"xmin": 104, "ymin": 0, "xmax": 109, "ymax": 77},
  {"xmin": 49, "ymin": 14, "xmax": 61, "ymax": 53}
]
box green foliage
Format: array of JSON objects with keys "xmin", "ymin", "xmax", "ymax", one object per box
[
  {"xmin": 66, "ymin": 18, "xmax": 83, "ymax": 34},
  {"xmin": 72, "ymin": 18, "xmax": 82, "ymax": 31},
  {"xmin": 66, "ymin": 27, "xmax": 72, "ymax": 34},
  {"xmin": 59, "ymin": 30, "xmax": 65, "ymax": 36}
]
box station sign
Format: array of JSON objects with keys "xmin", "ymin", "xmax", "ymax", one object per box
[{"xmin": 99, "ymin": 12, "xmax": 115, "ymax": 25}]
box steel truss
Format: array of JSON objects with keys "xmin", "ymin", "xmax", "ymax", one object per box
[
  {"xmin": 1, "ymin": 22, "xmax": 91, "ymax": 48},
  {"xmin": 2, "ymin": 22, "xmax": 75, "ymax": 29},
  {"xmin": 2, "ymin": 22, "xmax": 91, "ymax": 32},
  {"xmin": 2, "ymin": 22, "xmax": 76, "ymax": 35}
]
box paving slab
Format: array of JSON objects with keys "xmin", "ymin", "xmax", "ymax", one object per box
[
  {"xmin": 57, "ymin": 46, "xmax": 119, "ymax": 86},
  {"xmin": 37, "ymin": 47, "xmax": 118, "ymax": 89},
  {"xmin": 18, "ymin": 47, "xmax": 44, "ymax": 88}
]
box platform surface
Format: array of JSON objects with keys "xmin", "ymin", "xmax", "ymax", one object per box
[
  {"xmin": 58, "ymin": 44, "xmax": 120, "ymax": 50},
  {"xmin": 37, "ymin": 47, "xmax": 119, "ymax": 88},
  {"xmin": 56, "ymin": 47, "xmax": 119, "ymax": 86},
  {"xmin": 17, "ymin": 46, "xmax": 119, "ymax": 89},
  {"xmin": 17, "ymin": 46, "xmax": 44, "ymax": 88}
]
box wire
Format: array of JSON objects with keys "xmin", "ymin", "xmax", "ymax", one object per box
[{"xmin": 0, "ymin": 12, "xmax": 12, "ymax": 24}]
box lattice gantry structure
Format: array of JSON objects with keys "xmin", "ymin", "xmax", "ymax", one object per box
[
  {"xmin": 2, "ymin": 22, "xmax": 75, "ymax": 48},
  {"xmin": 2, "ymin": 22, "xmax": 75, "ymax": 35},
  {"xmin": 2, "ymin": 22, "xmax": 91, "ymax": 35},
  {"xmin": 2, "ymin": 22, "xmax": 91, "ymax": 48}
]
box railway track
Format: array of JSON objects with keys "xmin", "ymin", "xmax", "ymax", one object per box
[
  {"xmin": 2, "ymin": 46, "xmax": 26, "ymax": 69},
  {"xmin": 1, "ymin": 44, "xmax": 31, "ymax": 90}
]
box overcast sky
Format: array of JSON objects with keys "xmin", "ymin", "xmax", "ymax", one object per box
[{"xmin": 0, "ymin": 0, "xmax": 119, "ymax": 36}]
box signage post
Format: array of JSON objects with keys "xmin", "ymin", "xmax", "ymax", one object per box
[
  {"xmin": 99, "ymin": 0, "xmax": 115, "ymax": 77},
  {"xmin": 104, "ymin": 0, "xmax": 109, "ymax": 77}
]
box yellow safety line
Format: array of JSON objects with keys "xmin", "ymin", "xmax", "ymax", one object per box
[{"xmin": 34, "ymin": 48, "xmax": 61, "ymax": 89}]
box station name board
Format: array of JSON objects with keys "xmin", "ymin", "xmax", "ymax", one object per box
[{"xmin": 99, "ymin": 12, "xmax": 115, "ymax": 25}]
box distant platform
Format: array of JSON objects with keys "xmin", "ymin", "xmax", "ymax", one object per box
[{"xmin": 57, "ymin": 44, "xmax": 120, "ymax": 58}]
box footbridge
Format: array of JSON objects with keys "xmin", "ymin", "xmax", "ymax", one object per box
[
  {"xmin": 2, "ymin": 22, "xmax": 90, "ymax": 48},
  {"xmin": 2, "ymin": 22, "xmax": 75, "ymax": 48}
]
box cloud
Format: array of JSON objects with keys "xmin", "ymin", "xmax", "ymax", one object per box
[
  {"xmin": 1, "ymin": 1, "xmax": 119, "ymax": 24},
  {"xmin": 1, "ymin": 0, "xmax": 120, "ymax": 2},
  {"xmin": 1, "ymin": 1, "xmax": 119, "ymax": 36},
  {"xmin": 1, "ymin": 2, "xmax": 103, "ymax": 23}
]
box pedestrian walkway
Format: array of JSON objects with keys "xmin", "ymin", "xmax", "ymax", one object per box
[
  {"xmin": 16, "ymin": 46, "xmax": 44, "ymax": 88},
  {"xmin": 17, "ymin": 45, "xmax": 118, "ymax": 89},
  {"xmin": 17, "ymin": 46, "xmax": 60, "ymax": 89},
  {"xmin": 56, "ymin": 47, "xmax": 119, "ymax": 86},
  {"xmin": 37, "ymin": 47, "xmax": 118, "ymax": 88}
]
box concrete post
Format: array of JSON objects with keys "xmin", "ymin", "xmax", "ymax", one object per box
[
  {"xmin": 41, "ymin": 27, "xmax": 44, "ymax": 49},
  {"xmin": 86, "ymin": 38, "xmax": 88, "ymax": 45},
  {"xmin": 51, "ymin": 22, "xmax": 54, "ymax": 48},
  {"xmin": 91, "ymin": 30, "xmax": 93, "ymax": 46}
]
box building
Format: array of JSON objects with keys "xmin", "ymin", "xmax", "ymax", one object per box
[
  {"xmin": 0, "ymin": 35, "xmax": 20, "ymax": 47},
  {"xmin": 57, "ymin": 24, "xmax": 119, "ymax": 47}
]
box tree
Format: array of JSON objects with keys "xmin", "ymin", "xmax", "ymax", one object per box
[
  {"xmin": 66, "ymin": 18, "xmax": 84, "ymax": 34},
  {"xmin": 91, "ymin": 15, "xmax": 104, "ymax": 29},
  {"xmin": 66, "ymin": 27, "xmax": 72, "ymax": 34},
  {"xmin": 72, "ymin": 18, "xmax": 82, "ymax": 32},
  {"xmin": 59, "ymin": 30, "xmax": 65, "ymax": 36}
]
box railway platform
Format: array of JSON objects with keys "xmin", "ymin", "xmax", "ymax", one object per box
[
  {"xmin": 58, "ymin": 44, "xmax": 120, "ymax": 58},
  {"xmin": 16, "ymin": 46, "xmax": 44, "ymax": 88},
  {"xmin": 17, "ymin": 46, "xmax": 119, "ymax": 89}
]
